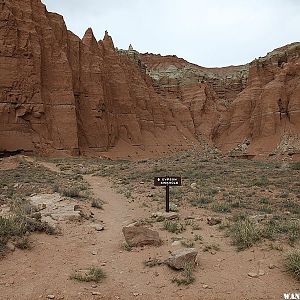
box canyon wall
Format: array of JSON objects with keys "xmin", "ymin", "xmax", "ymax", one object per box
[
  {"xmin": 137, "ymin": 45, "xmax": 300, "ymax": 157},
  {"xmin": 1, "ymin": 0, "xmax": 300, "ymax": 158},
  {"xmin": 0, "ymin": 0, "xmax": 198, "ymax": 158}
]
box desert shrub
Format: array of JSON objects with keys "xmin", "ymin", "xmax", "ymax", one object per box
[
  {"xmin": 230, "ymin": 218, "xmax": 261, "ymax": 250},
  {"xmin": 262, "ymin": 218, "xmax": 300, "ymax": 245},
  {"xmin": 61, "ymin": 186, "xmax": 81, "ymax": 198},
  {"xmin": 203, "ymin": 243, "xmax": 220, "ymax": 252},
  {"xmin": 163, "ymin": 220, "xmax": 186, "ymax": 233},
  {"xmin": 172, "ymin": 262, "xmax": 195, "ymax": 286},
  {"xmin": 71, "ymin": 267, "xmax": 106, "ymax": 283},
  {"xmin": 291, "ymin": 162, "xmax": 300, "ymax": 170},
  {"xmin": 144, "ymin": 257, "xmax": 162, "ymax": 267},
  {"xmin": 194, "ymin": 234, "xmax": 203, "ymax": 241},
  {"xmin": 181, "ymin": 239, "xmax": 195, "ymax": 248},
  {"xmin": 91, "ymin": 198, "xmax": 103, "ymax": 209},
  {"xmin": 211, "ymin": 202, "xmax": 231, "ymax": 213},
  {"xmin": 285, "ymin": 250, "xmax": 300, "ymax": 281},
  {"xmin": 0, "ymin": 212, "xmax": 55, "ymax": 251},
  {"xmin": 190, "ymin": 196, "xmax": 213, "ymax": 207},
  {"xmin": 122, "ymin": 242, "xmax": 132, "ymax": 252}
]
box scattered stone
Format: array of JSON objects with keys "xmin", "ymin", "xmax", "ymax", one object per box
[
  {"xmin": 152, "ymin": 212, "xmax": 179, "ymax": 220},
  {"xmin": 92, "ymin": 291, "xmax": 101, "ymax": 296},
  {"xmin": 249, "ymin": 214, "xmax": 273, "ymax": 224},
  {"xmin": 46, "ymin": 296, "xmax": 55, "ymax": 299},
  {"xmin": 169, "ymin": 203, "xmax": 178, "ymax": 212},
  {"xmin": 6, "ymin": 242, "xmax": 15, "ymax": 252},
  {"xmin": 203, "ymin": 284, "xmax": 209, "ymax": 289},
  {"xmin": 184, "ymin": 216, "xmax": 195, "ymax": 220},
  {"xmin": 29, "ymin": 194, "xmax": 81, "ymax": 222},
  {"xmin": 165, "ymin": 248, "xmax": 198, "ymax": 270},
  {"xmin": 268, "ymin": 264, "xmax": 276, "ymax": 269},
  {"xmin": 122, "ymin": 223, "xmax": 161, "ymax": 247},
  {"xmin": 247, "ymin": 272, "xmax": 259, "ymax": 278},
  {"xmin": 207, "ymin": 217, "xmax": 221, "ymax": 226},
  {"xmin": 171, "ymin": 241, "xmax": 181, "ymax": 246},
  {"xmin": 190, "ymin": 183, "xmax": 197, "ymax": 190},
  {"xmin": 90, "ymin": 224, "xmax": 104, "ymax": 231},
  {"xmin": 41, "ymin": 216, "xmax": 59, "ymax": 229}
]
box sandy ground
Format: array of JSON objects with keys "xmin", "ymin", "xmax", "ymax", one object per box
[{"xmin": 0, "ymin": 161, "xmax": 299, "ymax": 300}]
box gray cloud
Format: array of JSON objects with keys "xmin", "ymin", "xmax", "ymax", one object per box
[{"xmin": 42, "ymin": 0, "xmax": 300, "ymax": 67}]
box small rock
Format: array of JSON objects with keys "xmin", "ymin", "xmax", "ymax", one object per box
[
  {"xmin": 171, "ymin": 241, "xmax": 181, "ymax": 246},
  {"xmin": 91, "ymin": 285, "xmax": 97, "ymax": 288},
  {"xmin": 90, "ymin": 224, "xmax": 104, "ymax": 231},
  {"xmin": 6, "ymin": 242, "xmax": 15, "ymax": 252},
  {"xmin": 46, "ymin": 296, "xmax": 55, "ymax": 299},
  {"xmin": 92, "ymin": 291, "xmax": 101, "ymax": 296},
  {"xmin": 165, "ymin": 248, "xmax": 198, "ymax": 270},
  {"xmin": 152, "ymin": 212, "xmax": 179, "ymax": 221},
  {"xmin": 247, "ymin": 272, "xmax": 258, "ymax": 278},
  {"xmin": 133, "ymin": 293, "xmax": 139, "ymax": 296},
  {"xmin": 207, "ymin": 217, "xmax": 221, "ymax": 226},
  {"xmin": 190, "ymin": 183, "xmax": 197, "ymax": 190},
  {"xmin": 91, "ymin": 251, "xmax": 97, "ymax": 255},
  {"xmin": 258, "ymin": 270, "xmax": 265, "ymax": 276},
  {"xmin": 184, "ymin": 216, "xmax": 195, "ymax": 220},
  {"xmin": 203, "ymin": 284, "xmax": 209, "ymax": 289},
  {"xmin": 268, "ymin": 264, "xmax": 276, "ymax": 269}
]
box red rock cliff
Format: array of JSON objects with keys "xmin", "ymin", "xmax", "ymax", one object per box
[
  {"xmin": 0, "ymin": 0, "xmax": 198, "ymax": 157},
  {"xmin": 2, "ymin": 0, "xmax": 300, "ymax": 158}
]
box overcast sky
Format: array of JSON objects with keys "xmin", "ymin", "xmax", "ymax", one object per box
[{"xmin": 42, "ymin": 0, "xmax": 300, "ymax": 67}]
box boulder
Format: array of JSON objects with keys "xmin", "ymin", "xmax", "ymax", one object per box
[
  {"xmin": 122, "ymin": 223, "xmax": 161, "ymax": 247},
  {"xmin": 165, "ymin": 248, "xmax": 198, "ymax": 270}
]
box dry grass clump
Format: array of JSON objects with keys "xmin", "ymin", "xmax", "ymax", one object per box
[
  {"xmin": 285, "ymin": 250, "xmax": 300, "ymax": 281},
  {"xmin": 71, "ymin": 267, "xmax": 106, "ymax": 283}
]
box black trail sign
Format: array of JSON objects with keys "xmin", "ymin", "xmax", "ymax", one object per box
[{"xmin": 154, "ymin": 177, "xmax": 182, "ymax": 212}]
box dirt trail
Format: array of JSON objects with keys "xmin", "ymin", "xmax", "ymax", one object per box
[{"xmin": 0, "ymin": 160, "xmax": 299, "ymax": 300}]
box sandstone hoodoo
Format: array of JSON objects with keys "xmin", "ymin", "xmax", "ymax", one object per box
[{"xmin": 1, "ymin": 0, "xmax": 300, "ymax": 158}]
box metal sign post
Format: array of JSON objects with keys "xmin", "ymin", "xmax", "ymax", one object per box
[{"xmin": 154, "ymin": 176, "xmax": 182, "ymax": 212}]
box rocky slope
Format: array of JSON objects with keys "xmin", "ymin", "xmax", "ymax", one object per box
[{"xmin": 0, "ymin": 0, "xmax": 198, "ymax": 158}]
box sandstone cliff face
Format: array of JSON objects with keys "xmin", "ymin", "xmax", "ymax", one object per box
[
  {"xmin": 138, "ymin": 45, "xmax": 300, "ymax": 157},
  {"xmin": 2, "ymin": 0, "xmax": 300, "ymax": 158},
  {"xmin": 214, "ymin": 43, "xmax": 300, "ymax": 156},
  {"xmin": 0, "ymin": 0, "xmax": 198, "ymax": 157},
  {"xmin": 139, "ymin": 52, "xmax": 248, "ymax": 144}
]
